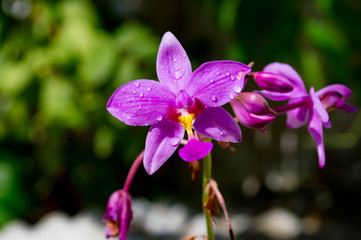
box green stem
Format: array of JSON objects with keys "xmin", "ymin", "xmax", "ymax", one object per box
[{"xmin": 202, "ymin": 152, "xmax": 214, "ymax": 240}]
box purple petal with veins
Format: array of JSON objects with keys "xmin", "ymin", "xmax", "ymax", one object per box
[
  {"xmin": 157, "ymin": 32, "xmax": 192, "ymax": 94},
  {"xmin": 187, "ymin": 61, "xmax": 251, "ymax": 107},
  {"xmin": 144, "ymin": 120, "xmax": 184, "ymax": 175},
  {"xmin": 107, "ymin": 80, "xmax": 175, "ymax": 126},
  {"xmin": 194, "ymin": 107, "xmax": 242, "ymax": 143}
]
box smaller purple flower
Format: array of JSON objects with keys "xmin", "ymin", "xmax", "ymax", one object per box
[
  {"xmin": 230, "ymin": 92, "xmax": 276, "ymax": 132},
  {"xmin": 258, "ymin": 62, "xmax": 357, "ymax": 168},
  {"xmin": 107, "ymin": 32, "xmax": 250, "ymax": 174},
  {"xmin": 104, "ymin": 190, "xmax": 132, "ymax": 240}
]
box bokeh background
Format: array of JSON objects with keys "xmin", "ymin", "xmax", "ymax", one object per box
[{"xmin": 0, "ymin": 0, "xmax": 360, "ymax": 239}]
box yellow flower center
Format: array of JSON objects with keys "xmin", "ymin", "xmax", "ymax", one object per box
[{"xmin": 178, "ymin": 113, "xmax": 195, "ymax": 133}]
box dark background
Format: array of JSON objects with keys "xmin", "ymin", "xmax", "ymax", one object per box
[{"xmin": 0, "ymin": 0, "xmax": 360, "ymax": 239}]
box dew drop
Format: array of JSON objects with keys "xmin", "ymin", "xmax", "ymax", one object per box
[
  {"xmin": 231, "ymin": 76, "xmax": 235, "ymax": 81},
  {"xmin": 216, "ymin": 72, "xmax": 220, "ymax": 75},
  {"xmin": 132, "ymin": 90, "xmax": 137, "ymax": 94},
  {"xmin": 126, "ymin": 115, "xmax": 131, "ymax": 120},
  {"xmin": 115, "ymin": 109, "xmax": 120, "ymax": 113},
  {"xmin": 173, "ymin": 57, "xmax": 178, "ymax": 62},
  {"xmin": 139, "ymin": 92, "xmax": 144, "ymax": 97},
  {"xmin": 210, "ymin": 95, "xmax": 218, "ymax": 102},
  {"xmin": 225, "ymin": 72, "xmax": 230, "ymax": 76},
  {"xmin": 138, "ymin": 105, "xmax": 142, "ymax": 110},
  {"xmin": 233, "ymin": 85, "xmax": 242, "ymax": 93},
  {"xmin": 134, "ymin": 82, "xmax": 140, "ymax": 87},
  {"xmin": 156, "ymin": 115, "xmax": 163, "ymax": 121},
  {"xmin": 146, "ymin": 87, "xmax": 152, "ymax": 92},
  {"xmin": 183, "ymin": 53, "xmax": 187, "ymax": 58},
  {"xmin": 210, "ymin": 79, "xmax": 214, "ymax": 83},
  {"xmin": 229, "ymin": 93, "xmax": 235, "ymax": 100}
]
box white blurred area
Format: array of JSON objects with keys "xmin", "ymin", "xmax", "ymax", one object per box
[{"xmin": 0, "ymin": 198, "xmax": 316, "ymax": 240}]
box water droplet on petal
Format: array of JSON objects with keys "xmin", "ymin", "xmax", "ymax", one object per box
[
  {"xmin": 231, "ymin": 76, "xmax": 235, "ymax": 81},
  {"xmin": 173, "ymin": 57, "xmax": 177, "ymax": 62},
  {"xmin": 126, "ymin": 115, "xmax": 131, "ymax": 120},
  {"xmin": 225, "ymin": 72, "xmax": 230, "ymax": 76},
  {"xmin": 210, "ymin": 79, "xmax": 214, "ymax": 83},
  {"xmin": 156, "ymin": 115, "xmax": 163, "ymax": 121},
  {"xmin": 146, "ymin": 87, "xmax": 152, "ymax": 92},
  {"xmin": 234, "ymin": 85, "xmax": 242, "ymax": 93},
  {"xmin": 139, "ymin": 92, "xmax": 144, "ymax": 97},
  {"xmin": 216, "ymin": 72, "xmax": 220, "ymax": 75},
  {"xmin": 183, "ymin": 53, "xmax": 187, "ymax": 58},
  {"xmin": 115, "ymin": 109, "xmax": 120, "ymax": 113},
  {"xmin": 134, "ymin": 82, "xmax": 140, "ymax": 87},
  {"xmin": 138, "ymin": 105, "xmax": 142, "ymax": 110},
  {"xmin": 132, "ymin": 90, "xmax": 137, "ymax": 94},
  {"xmin": 210, "ymin": 95, "xmax": 218, "ymax": 102},
  {"xmin": 229, "ymin": 94, "xmax": 235, "ymax": 100}
]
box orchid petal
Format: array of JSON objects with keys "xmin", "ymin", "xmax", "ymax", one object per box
[
  {"xmin": 144, "ymin": 119, "xmax": 184, "ymax": 175},
  {"xmin": 187, "ymin": 61, "xmax": 251, "ymax": 107},
  {"xmin": 310, "ymin": 87, "xmax": 329, "ymax": 124},
  {"xmin": 179, "ymin": 139, "xmax": 213, "ymax": 162},
  {"xmin": 334, "ymin": 98, "xmax": 358, "ymax": 113},
  {"xmin": 107, "ymin": 80, "xmax": 175, "ymax": 126},
  {"xmin": 156, "ymin": 32, "xmax": 192, "ymax": 94},
  {"xmin": 263, "ymin": 62, "xmax": 306, "ymax": 92},
  {"xmin": 316, "ymin": 84, "xmax": 352, "ymax": 99},
  {"xmin": 194, "ymin": 107, "xmax": 242, "ymax": 143},
  {"xmin": 286, "ymin": 98, "xmax": 309, "ymax": 128},
  {"xmin": 308, "ymin": 109, "xmax": 326, "ymax": 168}
]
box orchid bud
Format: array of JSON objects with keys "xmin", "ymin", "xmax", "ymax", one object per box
[
  {"xmin": 237, "ymin": 92, "xmax": 276, "ymax": 115},
  {"xmin": 254, "ymin": 72, "xmax": 294, "ymax": 93},
  {"xmin": 231, "ymin": 92, "xmax": 275, "ymax": 132},
  {"xmin": 104, "ymin": 190, "xmax": 133, "ymax": 240}
]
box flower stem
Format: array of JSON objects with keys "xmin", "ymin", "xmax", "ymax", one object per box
[
  {"xmin": 202, "ymin": 151, "xmax": 214, "ymax": 240},
  {"xmin": 273, "ymin": 96, "xmax": 311, "ymax": 114},
  {"xmin": 123, "ymin": 150, "xmax": 145, "ymax": 192}
]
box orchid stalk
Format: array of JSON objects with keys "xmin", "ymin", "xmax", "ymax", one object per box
[{"xmin": 202, "ymin": 151, "xmax": 214, "ymax": 240}]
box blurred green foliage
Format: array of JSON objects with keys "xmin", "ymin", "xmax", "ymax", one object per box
[{"xmin": 0, "ymin": 0, "xmax": 360, "ymax": 229}]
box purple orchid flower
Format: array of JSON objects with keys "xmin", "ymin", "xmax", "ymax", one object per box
[
  {"xmin": 104, "ymin": 190, "xmax": 132, "ymax": 240},
  {"xmin": 257, "ymin": 62, "xmax": 357, "ymax": 168},
  {"xmin": 107, "ymin": 32, "xmax": 250, "ymax": 174}
]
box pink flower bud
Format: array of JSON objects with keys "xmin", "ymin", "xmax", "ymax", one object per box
[
  {"xmin": 104, "ymin": 190, "xmax": 132, "ymax": 240},
  {"xmin": 231, "ymin": 92, "xmax": 276, "ymax": 132},
  {"xmin": 254, "ymin": 72, "xmax": 294, "ymax": 93}
]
